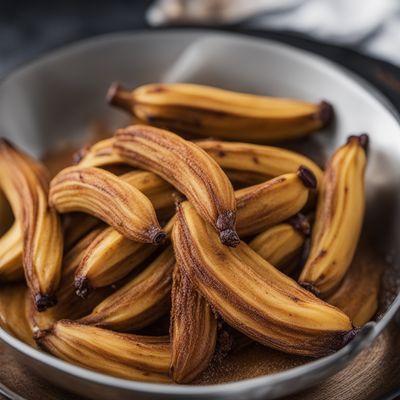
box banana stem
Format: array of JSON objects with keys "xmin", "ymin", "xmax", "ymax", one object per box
[{"xmin": 107, "ymin": 82, "xmax": 133, "ymax": 111}]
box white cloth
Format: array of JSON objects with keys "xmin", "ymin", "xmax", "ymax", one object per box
[{"xmin": 147, "ymin": 0, "xmax": 400, "ymax": 66}]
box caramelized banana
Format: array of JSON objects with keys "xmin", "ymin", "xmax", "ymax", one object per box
[
  {"xmin": 173, "ymin": 202, "xmax": 354, "ymax": 357},
  {"xmin": 197, "ymin": 140, "xmax": 323, "ymax": 184},
  {"xmin": 79, "ymin": 247, "xmax": 175, "ymax": 330},
  {"xmin": 36, "ymin": 320, "xmax": 172, "ymax": 382},
  {"xmin": 107, "ymin": 83, "xmax": 332, "ymax": 142},
  {"xmin": 0, "ymin": 222, "xmax": 23, "ymax": 282},
  {"xmin": 0, "ymin": 284, "xmax": 35, "ymax": 346},
  {"xmin": 29, "ymin": 228, "xmax": 112, "ymax": 331},
  {"xmin": 113, "ymin": 125, "xmax": 239, "ymax": 247},
  {"xmin": 236, "ymin": 167, "xmax": 316, "ymax": 236},
  {"xmin": 74, "ymin": 214, "xmax": 176, "ymax": 297},
  {"xmin": 170, "ymin": 264, "xmax": 217, "ymax": 383},
  {"xmin": 299, "ymin": 135, "xmax": 368, "ymax": 296},
  {"xmin": 49, "ymin": 166, "xmax": 166, "ymax": 245},
  {"xmin": 249, "ymin": 214, "xmax": 309, "ymax": 272},
  {"xmin": 0, "ymin": 139, "xmax": 63, "ymax": 311},
  {"xmin": 327, "ymin": 246, "xmax": 382, "ymax": 327}
]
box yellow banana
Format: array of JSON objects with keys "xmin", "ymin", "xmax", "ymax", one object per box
[
  {"xmin": 62, "ymin": 170, "xmax": 174, "ymax": 250},
  {"xmin": 0, "ymin": 222, "xmax": 23, "ymax": 282},
  {"xmin": 235, "ymin": 167, "xmax": 316, "ymax": 237},
  {"xmin": 327, "ymin": 246, "xmax": 382, "ymax": 327},
  {"xmin": 36, "ymin": 320, "xmax": 172, "ymax": 382},
  {"xmin": 79, "ymin": 247, "xmax": 175, "ymax": 331},
  {"xmin": 170, "ymin": 264, "xmax": 217, "ymax": 383},
  {"xmin": 75, "ymin": 137, "xmax": 122, "ymax": 168},
  {"xmin": 0, "ymin": 139, "xmax": 63, "ymax": 311},
  {"xmin": 113, "ymin": 124, "xmax": 239, "ymax": 247},
  {"xmin": 74, "ymin": 211, "xmax": 176, "ymax": 298},
  {"xmin": 107, "ymin": 83, "xmax": 333, "ymax": 142},
  {"xmin": 299, "ymin": 134, "xmax": 368, "ymax": 296},
  {"xmin": 29, "ymin": 228, "xmax": 113, "ymax": 332},
  {"xmin": 249, "ymin": 214, "xmax": 310, "ymax": 273},
  {"xmin": 173, "ymin": 202, "xmax": 354, "ymax": 357},
  {"xmin": 0, "ymin": 284, "xmax": 35, "ymax": 346},
  {"xmin": 49, "ymin": 166, "xmax": 167, "ymax": 245},
  {"xmin": 197, "ymin": 140, "xmax": 323, "ymax": 184},
  {"xmin": 75, "ymin": 166, "xmax": 313, "ymax": 294}
]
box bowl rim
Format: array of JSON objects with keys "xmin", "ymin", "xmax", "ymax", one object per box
[{"xmin": 1, "ymin": 29, "xmax": 400, "ymax": 396}]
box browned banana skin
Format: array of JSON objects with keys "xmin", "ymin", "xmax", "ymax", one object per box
[
  {"xmin": 79, "ymin": 247, "xmax": 175, "ymax": 331},
  {"xmin": 197, "ymin": 140, "xmax": 324, "ymax": 185},
  {"xmin": 74, "ymin": 216, "xmax": 176, "ymax": 298},
  {"xmin": 107, "ymin": 83, "xmax": 333, "ymax": 143},
  {"xmin": 170, "ymin": 264, "xmax": 217, "ymax": 383},
  {"xmin": 327, "ymin": 246, "xmax": 383, "ymax": 328},
  {"xmin": 49, "ymin": 166, "xmax": 166, "ymax": 245},
  {"xmin": 36, "ymin": 320, "xmax": 172, "ymax": 382},
  {"xmin": 173, "ymin": 202, "xmax": 356, "ymax": 357},
  {"xmin": 29, "ymin": 228, "xmax": 113, "ymax": 332},
  {"xmin": 0, "ymin": 139, "xmax": 63, "ymax": 311},
  {"xmin": 0, "ymin": 284, "xmax": 36, "ymax": 347},
  {"xmin": 113, "ymin": 125, "xmax": 239, "ymax": 247},
  {"xmin": 235, "ymin": 166, "xmax": 316, "ymax": 237}
]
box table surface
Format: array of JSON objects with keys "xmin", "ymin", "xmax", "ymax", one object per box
[{"xmin": 0, "ymin": 320, "xmax": 399, "ymax": 400}]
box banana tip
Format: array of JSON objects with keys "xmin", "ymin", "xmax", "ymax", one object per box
[
  {"xmin": 106, "ymin": 82, "xmax": 131, "ymax": 110},
  {"xmin": 287, "ymin": 213, "xmax": 311, "ymax": 236},
  {"xmin": 347, "ymin": 133, "xmax": 369, "ymax": 153},
  {"xmin": 74, "ymin": 276, "xmax": 91, "ymax": 299},
  {"xmin": 299, "ymin": 281, "xmax": 321, "ymax": 297},
  {"xmin": 73, "ymin": 145, "xmax": 90, "ymax": 164},
  {"xmin": 319, "ymin": 100, "xmax": 334, "ymax": 127},
  {"xmin": 297, "ymin": 166, "xmax": 317, "ymax": 189},
  {"xmin": 35, "ymin": 293, "xmax": 57, "ymax": 312},
  {"xmin": 151, "ymin": 229, "xmax": 167, "ymax": 246},
  {"xmin": 220, "ymin": 229, "xmax": 240, "ymax": 247}
]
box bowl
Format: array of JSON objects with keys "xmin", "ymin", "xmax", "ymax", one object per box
[{"xmin": 0, "ymin": 30, "xmax": 399, "ymax": 400}]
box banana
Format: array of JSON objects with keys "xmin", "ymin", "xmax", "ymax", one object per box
[
  {"xmin": 79, "ymin": 247, "xmax": 175, "ymax": 331},
  {"xmin": 29, "ymin": 228, "xmax": 112, "ymax": 332},
  {"xmin": 170, "ymin": 264, "xmax": 217, "ymax": 383},
  {"xmin": 75, "ymin": 167, "xmax": 313, "ymax": 294},
  {"xmin": 113, "ymin": 124, "xmax": 239, "ymax": 247},
  {"xmin": 63, "ymin": 170, "xmax": 174, "ymax": 251},
  {"xmin": 299, "ymin": 134, "xmax": 368, "ymax": 296},
  {"xmin": 75, "ymin": 138, "xmax": 122, "ymax": 168},
  {"xmin": 0, "ymin": 222, "xmax": 23, "ymax": 282},
  {"xmin": 197, "ymin": 140, "xmax": 323, "ymax": 184},
  {"xmin": 107, "ymin": 83, "xmax": 333, "ymax": 142},
  {"xmin": 173, "ymin": 202, "xmax": 355, "ymax": 357},
  {"xmin": 235, "ymin": 167, "xmax": 316, "ymax": 237},
  {"xmin": 0, "ymin": 139, "xmax": 63, "ymax": 311},
  {"xmin": 327, "ymin": 246, "xmax": 382, "ymax": 327},
  {"xmin": 36, "ymin": 320, "xmax": 172, "ymax": 382},
  {"xmin": 248, "ymin": 214, "xmax": 310, "ymax": 273},
  {"xmin": 49, "ymin": 166, "xmax": 167, "ymax": 245},
  {"xmin": 0, "ymin": 283, "xmax": 35, "ymax": 346},
  {"xmin": 74, "ymin": 210, "xmax": 176, "ymax": 297},
  {"xmin": 225, "ymin": 169, "xmax": 271, "ymax": 188}
]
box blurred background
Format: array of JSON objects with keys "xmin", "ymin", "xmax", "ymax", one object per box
[{"xmin": 1, "ymin": 0, "xmax": 400, "ymax": 78}]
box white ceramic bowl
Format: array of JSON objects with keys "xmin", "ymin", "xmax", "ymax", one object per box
[{"xmin": 0, "ymin": 30, "xmax": 399, "ymax": 400}]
